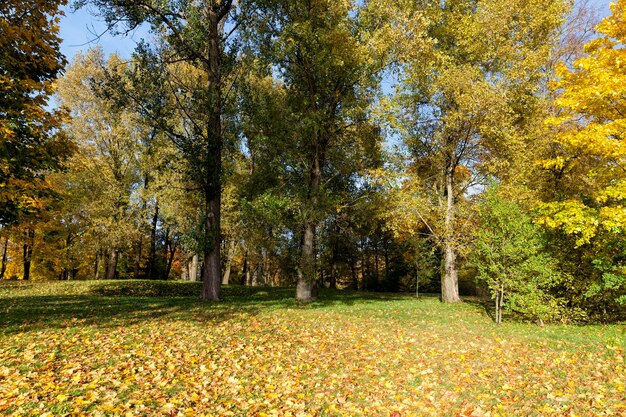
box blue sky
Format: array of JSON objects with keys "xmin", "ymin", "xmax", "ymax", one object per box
[{"xmin": 59, "ymin": 3, "xmax": 149, "ymax": 61}]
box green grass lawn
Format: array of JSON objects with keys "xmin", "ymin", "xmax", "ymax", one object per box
[{"xmin": 0, "ymin": 280, "xmax": 624, "ymax": 416}]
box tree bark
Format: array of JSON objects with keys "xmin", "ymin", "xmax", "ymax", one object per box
[
  {"xmin": 201, "ymin": 181, "xmax": 221, "ymax": 300},
  {"xmin": 329, "ymin": 225, "xmax": 339, "ymax": 289},
  {"xmin": 441, "ymin": 165, "xmax": 461, "ymax": 303},
  {"xmin": 297, "ymin": 220, "xmax": 318, "ymax": 301},
  {"xmin": 94, "ymin": 252, "xmax": 99, "ymax": 280},
  {"xmin": 222, "ymin": 239, "xmax": 235, "ymax": 285},
  {"xmin": 0, "ymin": 236, "xmax": 8, "ymax": 279},
  {"xmin": 106, "ymin": 249, "xmax": 118, "ymax": 280},
  {"xmin": 188, "ymin": 254, "xmax": 198, "ymax": 281},
  {"xmin": 22, "ymin": 228, "xmax": 34, "ymax": 280},
  {"xmin": 135, "ymin": 175, "xmax": 148, "ymax": 280},
  {"xmin": 134, "ymin": 236, "xmax": 143, "ymax": 280},
  {"xmin": 415, "ymin": 259, "xmax": 420, "ymax": 299},
  {"xmin": 164, "ymin": 234, "xmax": 176, "ymax": 280},
  {"xmin": 147, "ymin": 202, "xmax": 159, "ymax": 280}
]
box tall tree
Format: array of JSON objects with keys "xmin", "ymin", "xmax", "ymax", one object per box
[
  {"xmin": 0, "ymin": 0, "xmax": 74, "ymax": 226},
  {"xmin": 245, "ymin": 0, "xmax": 390, "ymax": 301},
  {"xmin": 394, "ymin": 0, "xmax": 570, "ymax": 302},
  {"xmin": 83, "ymin": 0, "xmax": 238, "ymax": 300}
]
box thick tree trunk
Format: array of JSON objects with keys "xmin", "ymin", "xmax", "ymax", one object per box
[
  {"xmin": 441, "ymin": 166, "xmax": 461, "ymax": 303},
  {"xmin": 200, "ymin": 6, "xmax": 225, "ymax": 302},
  {"xmin": 22, "ymin": 228, "xmax": 34, "ymax": 280},
  {"xmin": 297, "ymin": 150, "xmax": 322, "ymax": 301},
  {"xmin": 106, "ymin": 249, "xmax": 118, "ymax": 280},
  {"xmin": 201, "ymin": 193, "xmax": 221, "ymax": 300},
  {"xmin": 0, "ymin": 236, "xmax": 8, "ymax": 279},
  {"xmin": 297, "ymin": 220, "xmax": 318, "ymax": 301}
]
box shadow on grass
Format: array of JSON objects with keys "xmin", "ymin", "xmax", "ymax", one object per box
[
  {"xmin": 0, "ymin": 281, "xmax": 418, "ymax": 335},
  {"xmin": 462, "ymin": 296, "xmax": 496, "ymax": 322}
]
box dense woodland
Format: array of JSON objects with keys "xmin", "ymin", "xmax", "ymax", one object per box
[{"xmin": 2, "ymin": 0, "xmax": 626, "ymax": 322}]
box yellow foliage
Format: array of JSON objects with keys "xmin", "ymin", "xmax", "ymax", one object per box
[{"xmin": 540, "ymin": 0, "xmax": 626, "ymax": 242}]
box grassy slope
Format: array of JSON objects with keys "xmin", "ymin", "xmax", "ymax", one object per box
[{"xmin": 0, "ymin": 280, "xmax": 624, "ymax": 417}]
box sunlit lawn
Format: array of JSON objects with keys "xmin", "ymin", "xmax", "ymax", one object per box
[{"xmin": 0, "ymin": 280, "xmax": 624, "ymax": 416}]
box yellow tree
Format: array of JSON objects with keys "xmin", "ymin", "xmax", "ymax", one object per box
[
  {"xmin": 538, "ymin": 0, "xmax": 626, "ymax": 306},
  {"xmin": 540, "ymin": 0, "xmax": 626, "ymax": 244}
]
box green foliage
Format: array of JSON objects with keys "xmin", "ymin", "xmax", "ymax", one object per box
[{"xmin": 471, "ymin": 185, "xmax": 563, "ymax": 323}]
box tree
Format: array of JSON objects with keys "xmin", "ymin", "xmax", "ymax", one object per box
[
  {"xmin": 83, "ymin": 0, "xmax": 238, "ymax": 300},
  {"xmin": 394, "ymin": 0, "xmax": 570, "ymax": 302},
  {"xmin": 538, "ymin": 0, "xmax": 626, "ymax": 309},
  {"xmin": 471, "ymin": 185, "xmax": 562, "ymax": 324},
  {"xmin": 57, "ymin": 49, "xmax": 145, "ymax": 280},
  {"xmin": 0, "ymin": 0, "xmax": 74, "ymax": 226},
  {"xmin": 245, "ymin": 0, "xmax": 389, "ymax": 301}
]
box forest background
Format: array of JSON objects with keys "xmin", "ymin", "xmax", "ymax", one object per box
[{"xmin": 2, "ymin": 0, "xmax": 626, "ymax": 324}]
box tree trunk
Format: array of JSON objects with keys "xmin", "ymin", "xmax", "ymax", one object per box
[
  {"xmin": 162, "ymin": 227, "xmax": 171, "ymax": 280},
  {"xmin": 383, "ymin": 236, "xmax": 390, "ymax": 282},
  {"xmin": 135, "ymin": 174, "xmax": 149, "ymax": 280},
  {"xmin": 165, "ymin": 236, "xmax": 176, "ymax": 280},
  {"xmin": 251, "ymin": 264, "xmax": 259, "ymax": 287},
  {"xmin": 134, "ymin": 236, "xmax": 143, "ymax": 280},
  {"xmin": 106, "ymin": 249, "xmax": 118, "ymax": 280},
  {"xmin": 201, "ymin": 186, "xmax": 221, "ymax": 300},
  {"xmin": 200, "ymin": 6, "xmax": 225, "ymax": 302},
  {"xmin": 297, "ymin": 220, "xmax": 318, "ymax": 301},
  {"xmin": 297, "ymin": 151, "xmax": 322, "ymax": 301},
  {"xmin": 415, "ymin": 259, "xmax": 420, "ymax": 299},
  {"xmin": 94, "ymin": 250, "xmax": 101, "ymax": 280},
  {"xmin": 147, "ymin": 202, "xmax": 159, "ymax": 280},
  {"xmin": 222, "ymin": 239, "xmax": 235, "ymax": 285},
  {"xmin": 329, "ymin": 262, "xmax": 338, "ymax": 290},
  {"xmin": 188, "ymin": 254, "xmax": 198, "ymax": 282},
  {"xmin": 441, "ymin": 166, "xmax": 461, "ymax": 303},
  {"xmin": 0, "ymin": 236, "xmax": 8, "ymax": 279},
  {"xmin": 22, "ymin": 228, "xmax": 34, "ymax": 280},
  {"xmin": 350, "ymin": 260, "xmax": 358, "ymax": 290},
  {"xmin": 329, "ymin": 226, "xmax": 338, "ymax": 289}
]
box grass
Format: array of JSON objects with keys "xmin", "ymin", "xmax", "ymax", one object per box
[{"xmin": 0, "ymin": 280, "xmax": 624, "ymax": 416}]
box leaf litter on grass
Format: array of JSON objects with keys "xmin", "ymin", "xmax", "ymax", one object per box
[{"xmin": 0, "ymin": 280, "xmax": 625, "ymax": 416}]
